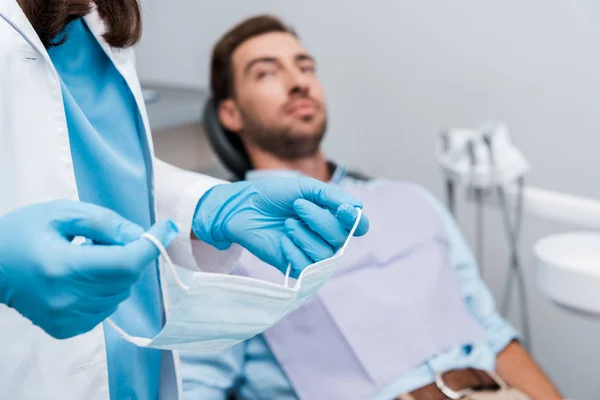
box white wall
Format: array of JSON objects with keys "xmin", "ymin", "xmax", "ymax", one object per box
[{"xmin": 137, "ymin": 1, "xmax": 600, "ymax": 397}]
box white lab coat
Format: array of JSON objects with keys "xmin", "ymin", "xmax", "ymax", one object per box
[{"xmin": 0, "ymin": 2, "xmax": 240, "ymax": 399}]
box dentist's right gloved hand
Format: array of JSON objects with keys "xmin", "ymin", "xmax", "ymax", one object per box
[
  {"xmin": 192, "ymin": 177, "xmax": 370, "ymax": 277},
  {"xmin": 0, "ymin": 200, "xmax": 178, "ymax": 340}
]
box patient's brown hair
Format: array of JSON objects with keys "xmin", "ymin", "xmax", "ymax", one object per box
[
  {"xmin": 17, "ymin": 0, "xmax": 142, "ymax": 48},
  {"xmin": 210, "ymin": 15, "xmax": 297, "ymax": 104}
]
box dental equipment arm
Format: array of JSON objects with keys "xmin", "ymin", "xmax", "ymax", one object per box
[
  {"xmin": 438, "ymin": 121, "xmax": 600, "ymax": 350},
  {"xmin": 518, "ymin": 187, "xmax": 600, "ymax": 229}
]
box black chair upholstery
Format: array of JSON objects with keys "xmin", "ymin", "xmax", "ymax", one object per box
[{"xmin": 202, "ymin": 97, "xmax": 251, "ymax": 180}]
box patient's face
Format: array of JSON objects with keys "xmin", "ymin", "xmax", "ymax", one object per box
[{"xmin": 228, "ymin": 32, "xmax": 327, "ymax": 159}]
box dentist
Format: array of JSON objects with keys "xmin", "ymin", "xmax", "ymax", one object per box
[{"xmin": 0, "ymin": 1, "xmax": 369, "ymax": 399}]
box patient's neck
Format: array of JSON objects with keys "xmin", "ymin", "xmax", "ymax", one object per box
[{"xmin": 249, "ymin": 149, "xmax": 331, "ymax": 182}]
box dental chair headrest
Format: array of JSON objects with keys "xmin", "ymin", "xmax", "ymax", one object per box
[{"xmin": 203, "ymin": 97, "xmax": 251, "ymax": 180}]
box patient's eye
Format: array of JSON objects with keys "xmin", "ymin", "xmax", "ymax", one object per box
[
  {"xmin": 256, "ymin": 68, "xmax": 276, "ymax": 80},
  {"xmin": 299, "ymin": 62, "xmax": 315, "ymax": 74}
]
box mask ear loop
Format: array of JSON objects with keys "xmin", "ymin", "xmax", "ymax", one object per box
[
  {"xmin": 284, "ymin": 264, "xmax": 294, "ymax": 288},
  {"xmin": 106, "ymin": 232, "xmax": 189, "ymax": 336},
  {"xmin": 340, "ymin": 207, "xmax": 363, "ymax": 253},
  {"xmin": 283, "ymin": 207, "xmax": 363, "ymax": 289},
  {"xmin": 140, "ymin": 232, "xmax": 190, "ymax": 291}
]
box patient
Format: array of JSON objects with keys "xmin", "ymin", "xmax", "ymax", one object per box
[{"xmin": 180, "ymin": 15, "xmax": 562, "ymax": 400}]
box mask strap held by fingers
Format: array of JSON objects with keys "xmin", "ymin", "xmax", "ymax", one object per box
[
  {"xmin": 106, "ymin": 231, "xmax": 188, "ymax": 339},
  {"xmin": 140, "ymin": 232, "xmax": 189, "ymax": 291},
  {"xmin": 283, "ymin": 206, "xmax": 363, "ymax": 289},
  {"xmin": 342, "ymin": 207, "xmax": 363, "ymax": 253}
]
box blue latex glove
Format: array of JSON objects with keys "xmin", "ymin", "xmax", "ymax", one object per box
[
  {"xmin": 0, "ymin": 200, "xmax": 178, "ymax": 339},
  {"xmin": 192, "ymin": 177, "xmax": 369, "ymax": 276}
]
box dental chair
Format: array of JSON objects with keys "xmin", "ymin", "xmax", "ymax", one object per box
[
  {"xmin": 202, "ymin": 98, "xmax": 371, "ymax": 182},
  {"xmin": 203, "ymin": 98, "xmax": 251, "ymax": 181}
]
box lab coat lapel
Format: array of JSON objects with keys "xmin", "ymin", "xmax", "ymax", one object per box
[{"xmin": 0, "ymin": 0, "xmax": 55, "ymax": 67}]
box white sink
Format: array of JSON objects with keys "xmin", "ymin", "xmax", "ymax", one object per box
[{"xmin": 534, "ymin": 232, "xmax": 600, "ymax": 316}]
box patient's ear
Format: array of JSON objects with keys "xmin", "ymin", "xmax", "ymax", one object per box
[{"xmin": 218, "ymin": 99, "xmax": 243, "ymax": 134}]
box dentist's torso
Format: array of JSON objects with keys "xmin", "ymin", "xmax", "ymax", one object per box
[{"xmin": 0, "ymin": 3, "xmax": 181, "ymax": 399}]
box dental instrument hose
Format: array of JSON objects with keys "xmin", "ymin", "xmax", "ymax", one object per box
[
  {"xmin": 467, "ymin": 140, "xmax": 486, "ymax": 277},
  {"xmin": 474, "ymin": 188, "xmax": 485, "ymax": 278},
  {"xmin": 480, "ymin": 133, "xmax": 530, "ymax": 350},
  {"xmin": 497, "ymin": 177, "xmax": 531, "ymax": 351},
  {"xmin": 446, "ymin": 179, "xmax": 456, "ymax": 216}
]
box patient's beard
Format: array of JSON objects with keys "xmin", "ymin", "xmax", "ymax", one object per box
[{"xmin": 240, "ymin": 112, "xmax": 327, "ymax": 161}]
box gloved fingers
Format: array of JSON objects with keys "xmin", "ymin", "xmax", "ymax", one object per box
[
  {"xmin": 68, "ymin": 244, "xmax": 140, "ymax": 289},
  {"xmin": 281, "ymin": 236, "xmax": 312, "ymax": 278},
  {"xmin": 126, "ymin": 219, "xmax": 180, "ymax": 270},
  {"xmin": 68, "ymin": 307, "xmax": 120, "ymax": 338},
  {"xmin": 284, "ymin": 218, "xmax": 334, "ymax": 262},
  {"xmin": 88, "ymin": 306, "xmax": 120, "ymax": 328},
  {"xmin": 336, "ymin": 204, "xmax": 369, "ymax": 237},
  {"xmin": 293, "ymin": 199, "xmax": 350, "ymax": 249},
  {"xmin": 75, "ymin": 290, "xmax": 132, "ymax": 314},
  {"xmin": 257, "ymin": 247, "xmax": 290, "ymax": 276},
  {"xmin": 44, "ymin": 307, "xmax": 117, "ymax": 340},
  {"xmin": 191, "ymin": 183, "xmax": 240, "ymax": 248},
  {"xmin": 226, "ymin": 228, "xmax": 290, "ymax": 274},
  {"xmin": 298, "ymin": 178, "xmax": 363, "ymax": 212},
  {"xmin": 71, "ymin": 220, "xmax": 178, "ymax": 282},
  {"xmin": 43, "ymin": 319, "xmax": 91, "ymax": 340},
  {"xmin": 54, "ymin": 200, "xmax": 144, "ymax": 245}
]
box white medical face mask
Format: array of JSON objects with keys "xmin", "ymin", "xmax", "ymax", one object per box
[{"xmin": 106, "ymin": 208, "xmax": 362, "ymax": 353}]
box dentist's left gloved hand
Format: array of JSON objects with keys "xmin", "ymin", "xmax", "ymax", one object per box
[{"xmin": 192, "ymin": 177, "xmax": 369, "ymax": 277}]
